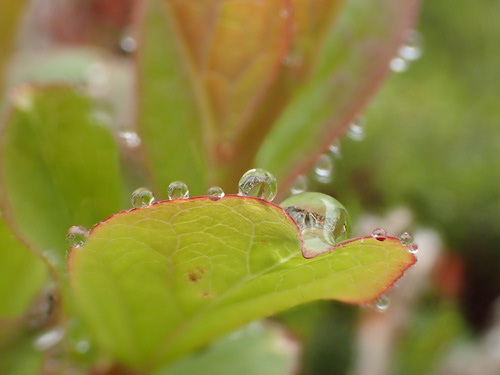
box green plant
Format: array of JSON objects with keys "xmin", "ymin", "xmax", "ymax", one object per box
[{"xmin": 0, "ymin": 0, "xmax": 420, "ymax": 373}]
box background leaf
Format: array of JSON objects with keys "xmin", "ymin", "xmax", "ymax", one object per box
[
  {"xmin": 255, "ymin": 0, "xmax": 421, "ymax": 190},
  {"xmin": 68, "ymin": 196, "xmax": 415, "ymax": 369},
  {"xmin": 0, "ymin": 213, "xmax": 47, "ymax": 318},
  {"xmin": 156, "ymin": 322, "xmax": 299, "ymax": 375},
  {"xmin": 0, "ymin": 85, "xmax": 126, "ymax": 267}
]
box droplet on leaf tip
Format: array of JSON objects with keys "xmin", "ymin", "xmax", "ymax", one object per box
[
  {"xmin": 207, "ymin": 186, "xmax": 224, "ymax": 201},
  {"xmin": 66, "ymin": 226, "xmax": 89, "ymax": 248},
  {"xmin": 375, "ymin": 294, "xmax": 390, "ymax": 312},
  {"xmin": 238, "ymin": 168, "xmax": 277, "ymax": 202},
  {"xmin": 372, "ymin": 228, "xmax": 387, "ymax": 241},
  {"xmin": 131, "ymin": 187, "xmax": 154, "ymax": 208},
  {"xmin": 168, "ymin": 181, "xmax": 189, "ymax": 200},
  {"xmin": 407, "ymin": 242, "xmax": 419, "ymax": 254}
]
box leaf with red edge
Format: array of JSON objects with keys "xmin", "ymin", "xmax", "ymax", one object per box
[
  {"xmin": 68, "ymin": 195, "xmax": 415, "ymax": 369},
  {"xmin": 255, "ymin": 0, "xmax": 421, "ymax": 191}
]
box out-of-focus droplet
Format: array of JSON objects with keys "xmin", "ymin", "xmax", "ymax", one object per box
[
  {"xmin": 85, "ymin": 63, "xmax": 109, "ymax": 97},
  {"xmin": 372, "ymin": 228, "xmax": 387, "ymax": 241},
  {"xmin": 34, "ymin": 327, "xmax": 65, "ymax": 351},
  {"xmin": 347, "ymin": 116, "xmax": 366, "ymax": 141},
  {"xmin": 281, "ymin": 192, "xmax": 350, "ymax": 256},
  {"xmin": 120, "ymin": 34, "xmax": 137, "ymax": 54},
  {"xmin": 74, "ymin": 340, "xmax": 91, "ymax": 354},
  {"xmin": 328, "ymin": 139, "xmax": 342, "ymax": 158},
  {"xmin": 290, "ymin": 175, "xmax": 308, "ymax": 195},
  {"xmin": 399, "ymin": 31, "xmax": 423, "ymax": 61},
  {"xmin": 390, "ymin": 57, "xmax": 408, "ymax": 73},
  {"xmin": 313, "ymin": 154, "xmax": 334, "ymax": 183},
  {"xmin": 375, "ymin": 294, "xmax": 390, "ymax": 311},
  {"xmin": 119, "ymin": 131, "xmax": 141, "ymax": 148},
  {"xmin": 131, "ymin": 187, "xmax": 154, "ymax": 208},
  {"xmin": 238, "ymin": 168, "xmax": 278, "ymax": 202},
  {"xmin": 66, "ymin": 226, "xmax": 89, "ymax": 248},
  {"xmin": 168, "ymin": 181, "xmax": 190, "ymax": 200},
  {"xmin": 207, "ymin": 186, "xmax": 225, "ymax": 201}
]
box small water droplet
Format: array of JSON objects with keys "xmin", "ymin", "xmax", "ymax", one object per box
[
  {"xmin": 119, "ymin": 131, "xmax": 141, "ymax": 148},
  {"xmin": 399, "ymin": 31, "xmax": 422, "ymax": 61},
  {"xmin": 407, "ymin": 242, "xmax": 419, "ymax": 254},
  {"xmin": 375, "ymin": 294, "xmax": 390, "ymax": 311},
  {"xmin": 207, "ymin": 186, "xmax": 224, "ymax": 201},
  {"xmin": 372, "ymin": 228, "xmax": 387, "ymax": 241},
  {"xmin": 399, "ymin": 232, "xmax": 414, "ymax": 245},
  {"xmin": 290, "ymin": 175, "xmax": 308, "ymax": 195},
  {"xmin": 281, "ymin": 192, "xmax": 350, "ymax": 255},
  {"xmin": 131, "ymin": 187, "xmax": 154, "ymax": 208},
  {"xmin": 119, "ymin": 34, "xmax": 137, "ymax": 54},
  {"xmin": 313, "ymin": 154, "xmax": 334, "ymax": 183},
  {"xmin": 347, "ymin": 116, "xmax": 366, "ymax": 141},
  {"xmin": 66, "ymin": 226, "xmax": 89, "ymax": 248},
  {"xmin": 34, "ymin": 327, "xmax": 65, "ymax": 351},
  {"xmin": 328, "ymin": 139, "xmax": 342, "ymax": 158},
  {"xmin": 390, "ymin": 57, "xmax": 409, "ymax": 73},
  {"xmin": 168, "ymin": 181, "xmax": 189, "ymax": 200},
  {"xmin": 75, "ymin": 340, "xmax": 91, "ymax": 354},
  {"xmin": 238, "ymin": 168, "xmax": 277, "ymax": 202}
]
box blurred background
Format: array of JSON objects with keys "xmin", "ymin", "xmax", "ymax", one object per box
[{"xmin": 1, "ymin": 0, "xmax": 499, "ymax": 374}]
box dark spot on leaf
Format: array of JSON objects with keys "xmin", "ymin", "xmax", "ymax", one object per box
[{"xmin": 188, "ymin": 271, "xmax": 201, "ymax": 282}]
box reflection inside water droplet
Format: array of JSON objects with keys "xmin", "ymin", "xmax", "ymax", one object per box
[
  {"xmin": 238, "ymin": 168, "xmax": 277, "ymax": 202},
  {"xmin": 66, "ymin": 226, "xmax": 89, "ymax": 248},
  {"xmin": 281, "ymin": 192, "xmax": 350, "ymax": 256},
  {"xmin": 168, "ymin": 181, "xmax": 190, "ymax": 200},
  {"xmin": 131, "ymin": 187, "xmax": 154, "ymax": 208},
  {"xmin": 207, "ymin": 186, "xmax": 224, "ymax": 201}
]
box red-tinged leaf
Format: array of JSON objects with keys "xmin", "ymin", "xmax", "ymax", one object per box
[{"xmin": 68, "ymin": 195, "xmax": 415, "ymax": 368}]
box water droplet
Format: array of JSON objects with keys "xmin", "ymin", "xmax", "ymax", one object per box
[
  {"xmin": 290, "ymin": 175, "xmax": 308, "ymax": 195},
  {"xmin": 390, "ymin": 57, "xmax": 408, "ymax": 73},
  {"xmin": 168, "ymin": 181, "xmax": 189, "ymax": 200},
  {"xmin": 207, "ymin": 186, "xmax": 224, "ymax": 201},
  {"xmin": 375, "ymin": 294, "xmax": 390, "ymax": 311},
  {"xmin": 372, "ymin": 228, "xmax": 387, "ymax": 241},
  {"xmin": 131, "ymin": 187, "xmax": 154, "ymax": 208},
  {"xmin": 347, "ymin": 116, "xmax": 366, "ymax": 141},
  {"xmin": 238, "ymin": 168, "xmax": 277, "ymax": 202},
  {"xmin": 399, "ymin": 31, "xmax": 422, "ymax": 61},
  {"xmin": 313, "ymin": 154, "xmax": 334, "ymax": 183},
  {"xmin": 407, "ymin": 242, "xmax": 419, "ymax": 254},
  {"xmin": 66, "ymin": 226, "xmax": 89, "ymax": 248},
  {"xmin": 119, "ymin": 34, "xmax": 137, "ymax": 54},
  {"xmin": 281, "ymin": 192, "xmax": 350, "ymax": 255},
  {"xmin": 119, "ymin": 131, "xmax": 141, "ymax": 148},
  {"xmin": 34, "ymin": 327, "xmax": 65, "ymax": 351},
  {"xmin": 75, "ymin": 340, "xmax": 91, "ymax": 354},
  {"xmin": 399, "ymin": 232, "xmax": 414, "ymax": 245},
  {"xmin": 328, "ymin": 139, "xmax": 342, "ymax": 158}
]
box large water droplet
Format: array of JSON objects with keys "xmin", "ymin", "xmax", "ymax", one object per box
[
  {"xmin": 399, "ymin": 31, "xmax": 422, "ymax": 61},
  {"xmin": 168, "ymin": 181, "xmax": 189, "ymax": 200},
  {"xmin": 238, "ymin": 168, "xmax": 277, "ymax": 202},
  {"xmin": 375, "ymin": 294, "xmax": 390, "ymax": 311},
  {"xmin": 372, "ymin": 228, "xmax": 387, "ymax": 241},
  {"xmin": 347, "ymin": 116, "xmax": 366, "ymax": 141},
  {"xmin": 66, "ymin": 226, "xmax": 89, "ymax": 248},
  {"xmin": 281, "ymin": 192, "xmax": 350, "ymax": 255},
  {"xmin": 207, "ymin": 186, "xmax": 224, "ymax": 201},
  {"xmin": 119, "ymin": 131, "xmax": 141, "ymax": 148},
  {"xmin": 131, "ymin": 187, "xmax": 154, "ymax": 208},
  {"xmin": 290, "ymin": 175, "xmax": 308, "ymax": 195},
  {"xmin": 34, "ymin": 327, "xmax": 65, "ymax": 351}
]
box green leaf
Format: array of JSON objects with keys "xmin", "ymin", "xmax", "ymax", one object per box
[
  {"xmin": 0, "ymin": 213, "xmax": 47, "ymax": 318},
  {"xmin": 135, "ymin": 0, "xmax": 208, "ymax": 197},
  {"xmin": 68, "ymin": 196, "xmax": 415, "ymax": 369},
  {"xmin": 0, "ymin": 85, "xmax": 126, "ymax": 267},
  {"xmin": 156, "ymin": 322, "xmax": 298, "ymax": 375},
  {"xmin": 0, "ymin": 1, "xmax": 26, "ymax": 90},
  {"xmin": 0, "ymin": 332, "xmax": 43, "ymax": 375},
  {"xmin": 255, "ymin": 0, "xmax": 421, "ymax": 188}
]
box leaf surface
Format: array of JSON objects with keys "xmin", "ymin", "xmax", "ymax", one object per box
[
  {"xmin": 156, "ymin": 322, "xmax": 298, "ymax": 375},
  {"xmin": 0, "ymin": 85, "xmax": 126, "ymax": 267},
  {"xmin": 68, "ymin": 196, "xmax": 415, "ymax": 368},
  {"xmin": 0, "ymin": 213, "xmax": 47, "ymax": 318},
  {"xmin": 255, "ymin": 0, "xmax": 421, "ymax": 189}
]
